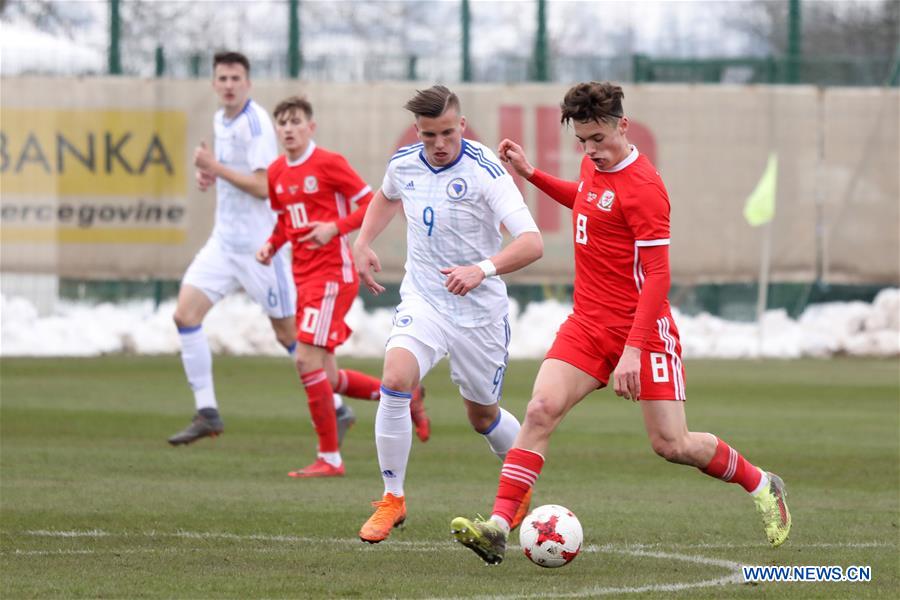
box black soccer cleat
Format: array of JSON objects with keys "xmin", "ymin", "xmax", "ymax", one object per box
[{"xmin": 168, "ymin": 408, "xmax": 224, "ymax": 446}]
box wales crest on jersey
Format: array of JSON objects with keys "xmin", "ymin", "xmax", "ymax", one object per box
[{"xmin": 598, "ymin": 190, "xmax": 615, "ymax": 211}]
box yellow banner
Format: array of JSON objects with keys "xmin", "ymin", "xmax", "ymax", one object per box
[
  {"xmin": 0, "ymin": 227, "xmax": 186, "ymax": 245},
  {"xmin": 0, "ymin": 109, "xmax": 186, "ymax": 196}
]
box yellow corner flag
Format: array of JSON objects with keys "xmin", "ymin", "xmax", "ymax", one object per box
[{"xmin": 743, "ymin": 152, "xmax": 778, "ymax": 227}]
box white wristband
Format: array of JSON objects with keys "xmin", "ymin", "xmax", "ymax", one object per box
[{"xmin": 477, "ymin": 259, "xmax": 497, "ymax": 278}]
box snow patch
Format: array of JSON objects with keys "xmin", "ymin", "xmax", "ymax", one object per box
[{"xmin": 2, "ymin": 290, "xmax": 898, "ymax": 358}]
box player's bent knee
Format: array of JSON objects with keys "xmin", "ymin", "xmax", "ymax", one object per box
[
  {"xmin": 468, "ymin": 407, "xmax": 498, "ymax": 432},
  {"xmin": 173, "ymin": 309, "xmax": 201, "ymax": 330},
  {"xmin": 523, "ymin": 394, "xmax": 564, "ymax": 431},
  {"xmin": 294, "ymin": 346, "xmax": 326, "ymax": 375},
  {"xmin": 380, "ymin": 370, "xmax": 416, "ymax": 394},
  {"xmin": 650, "ymin": 437, "xmax": 687, "ymax": 463}
]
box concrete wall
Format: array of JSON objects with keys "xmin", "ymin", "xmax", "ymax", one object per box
[{"xmin": 2, "ymin": 78, "xmax": 897, "ymax": 284}]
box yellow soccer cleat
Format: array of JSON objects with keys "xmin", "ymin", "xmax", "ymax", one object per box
[
  {"xmin": 753, "ymin": 471, "xmax": 791, "ymax": 547},
  {"xmin": 450, "ymin": 516, "xmax": 507, "ymax": 565}
]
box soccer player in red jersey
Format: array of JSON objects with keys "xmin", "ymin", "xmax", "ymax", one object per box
[
  {"xmin": 451, "ymin": 82, "xmax": 791, "ymax": 564},
  {"xmin": 257, "ymin": 96, "xmax": 428, "ymax": 478}
]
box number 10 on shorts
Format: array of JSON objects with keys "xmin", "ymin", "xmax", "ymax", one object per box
[
  {"xmin": 300, "ymin": 307, "xmax": 320, "ymax": 334},
  {"xmin": 650, "ymin": 352, "xmax": 670, "ymax": 383}
]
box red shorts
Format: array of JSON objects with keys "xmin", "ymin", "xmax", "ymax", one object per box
[
  {"xmin": 545, "ymin": 313, "xmax": 686, "ymax": 400},
  {"xmin": 294, "ymin": 278, "xmax": 358, "ymax": 352}
]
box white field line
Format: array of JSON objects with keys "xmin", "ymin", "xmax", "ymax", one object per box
[
  {"xmin": 5, "ymin": 530, "xmax": 895, "ymax": 598},
  {"xmin": 12, "ymin": 529, "xmax": 896, "ymax": 551}
]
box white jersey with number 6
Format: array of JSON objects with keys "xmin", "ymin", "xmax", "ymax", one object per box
[
  {"xmin": 211, "ymin": 99, "xmax": 279, "ymax": 254},
  {"xmin": 381, "ymin": 138, "xmax": 537, "ymax": 327}
]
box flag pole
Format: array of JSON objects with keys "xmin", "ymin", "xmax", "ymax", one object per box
[
  {"xmin": 743, "ymin": 151, "xmax": 778, "ymax": 356},
  {"xmin": 756, "ymin": 222, "xmax": 772, "ymax": 356}
]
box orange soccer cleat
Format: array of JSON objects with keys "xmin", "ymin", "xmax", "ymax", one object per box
[
  {"xmin": 287, "ymin": 458, "xmax": 345, "ymax": 478},
  {"xmin": 359, "ymin": 493, "xmax": 407, "ymax": 543},
  {"xmin": 410, "ymin": 386, "xmax": 430, "ymax": 442}
]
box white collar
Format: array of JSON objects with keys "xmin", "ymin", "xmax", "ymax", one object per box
[
  {"xmin": 287, "ymin": 140, "xmax": 317, "ymax": 166},
  {"xmin": 596, "ymin": 145, "xmax": 639, "ymax": 173}
]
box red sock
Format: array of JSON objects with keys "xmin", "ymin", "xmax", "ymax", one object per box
[
  {"xmin": 701, "ymin": 436, "xmax": 762, "ymax": 493},
  {"xmin": 492, "ymin": 448, "xmax": 545, "ymax": 525},
  {"xmin": 301, "ymin": 369, "xmax": 338, "ymax": 453},
  {"xmin": 335, "ymin": 369, "xmax": 381, "ymax": 401}
]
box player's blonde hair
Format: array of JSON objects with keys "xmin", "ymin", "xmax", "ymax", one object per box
[
  {"xmin": 561, "ymin": 82, "xmax": 624, "ymax": 126},
  {"xmin": 404, "ymin": 85, "xmax": 460, "ymax": 119}
]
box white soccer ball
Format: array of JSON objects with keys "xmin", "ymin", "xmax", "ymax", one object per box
[{"xmin": 519, "ymin": 504, "xmax": 583, "ymax": 568}]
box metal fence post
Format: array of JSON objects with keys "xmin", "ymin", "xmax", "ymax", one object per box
[
  {"xmin": 109, "ymin": 0, "xmax": 122, "ymax": 75},
  {"xmin": 155, "ymin": 45, "xmax": 165, "ymax": 77}
]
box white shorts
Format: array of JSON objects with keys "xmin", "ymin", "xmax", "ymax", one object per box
[
  {"xmin": 385, "ymin": 295, "xmax": 510, "ymax": 406},
  {"xmin": 182, "ymin": 239, "xmax": 296, "ymax": 319}
]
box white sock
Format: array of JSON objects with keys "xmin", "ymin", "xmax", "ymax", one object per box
[
  {"xmin": 490, "ymin": 515, "xmax": 511, "ymax": 535},
  {"xmin": 333, "ymin": 393, "xmax": 344, "ymax": 409},
  {"xmin": 318, "ymin": 451, "xmax": 342, "ymax": 467},
  {"xmin": 178, "ymin": 326, "xmax": 216, "ymax": 411},
  {"xmin": 750, "ymin": 469, "xmax": 770, "ymax": 496},
  {"xmin": 375, "ymin": 386, "xmax": 412, "ymax": 498},
  {"xmin": 481, "ymin": 407, "xmax": 521, "ymax": 460}
]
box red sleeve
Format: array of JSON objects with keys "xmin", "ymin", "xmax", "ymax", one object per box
[
  {"xmin": 331, "ymin": 154, "xmax": 373, "ymax": 235},
  {"xmin": 626, "ymin": 244, "xmax": 670, "ymax": 348},
  {"xmin": 336, "ymin": 190, "xmax": 373, "ymax": 235},
  {"xmin": 266, "ymin": 164, "xmax": 288, "ymax": 251},
  {"xmin": 267, "ymin": 210, "xmax": 289, "ymax": 252},
  {"xmin": 621, "ymin": 180, "xmax": 670, "ymax": 243},
  {"xmin": 622, "ymin": 176, "xmax": 672, "ymax": 348},
  {"xmin": 527, "ymin": 168, "xmax": 578, "ymax": 209}
]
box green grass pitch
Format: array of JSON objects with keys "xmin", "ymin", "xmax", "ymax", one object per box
[{"xmin": 1, "ymin": 356, "xmax": 897, "ymax": 598}]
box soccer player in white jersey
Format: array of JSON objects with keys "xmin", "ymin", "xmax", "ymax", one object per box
[
  {"xmin": 352, "ymin": 86, "xmax": 544, "ymax": 543},
  {"xmin": 168, "ymin": 51, "xmax": 298, "ymax": 445}
]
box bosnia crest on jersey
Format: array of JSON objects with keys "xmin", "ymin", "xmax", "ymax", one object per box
[{"xmin": 447, "ymin": 178, "xmax": 467, "ymax": 200}]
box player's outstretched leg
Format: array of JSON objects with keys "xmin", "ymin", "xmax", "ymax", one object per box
[
  {"xmin": 452, "ymin": 447, "xmax": 544, "ymax": 564},
  {"xmin": 694, "ymin": 434, "xmax": 791, "ymax": 547},
  {"xmin": 753, "ymin": 472, "xmax": 791, "ymax": 547},
  {"xmin": 168, "ymin": 408, "xmax": 224, "ymax": 446},
  {"xmin": 450, "ymin": 517, "xmax": 508, "ymax": 565}
]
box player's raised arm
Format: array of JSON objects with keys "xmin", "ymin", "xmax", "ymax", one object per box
[
  {"xmin": 498, "ymin": 138, "xmax": 578, "ymax": 209},
  {"xmin": 352, "ymin": 188, "xmax": 403, "ymax": 295},
  {"xmin": 497, "ymin": 139, "xmax": 535, "ymax": 178}
]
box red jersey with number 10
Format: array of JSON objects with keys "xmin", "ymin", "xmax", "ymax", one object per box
[
  {"xmin": 571, "ymin": 147, "xmax": 672, "ymax": 328},
  {"xmin": 267, "ymin": 141, "xmax": 373, "ymax": 283}
]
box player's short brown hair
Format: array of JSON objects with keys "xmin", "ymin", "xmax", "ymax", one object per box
[
  {"xmin": 560, "ymin": 81, "xmax": 624, "ymax": 126},
  {"xmin": 213, "ymin": 51, "xmax": 250, "ymax": 75},
  {"xmin": 273, "ymin": 96, "xmax": 314, "ymax": 121},
  {"xmin": 404, "ymin": 85, "xmax": 461, "ymax": 118}
]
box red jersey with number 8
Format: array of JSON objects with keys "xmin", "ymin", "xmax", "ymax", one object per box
[{"xmin": 570, "ymin": 148, "xmax": 672, "ymax": 327}]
